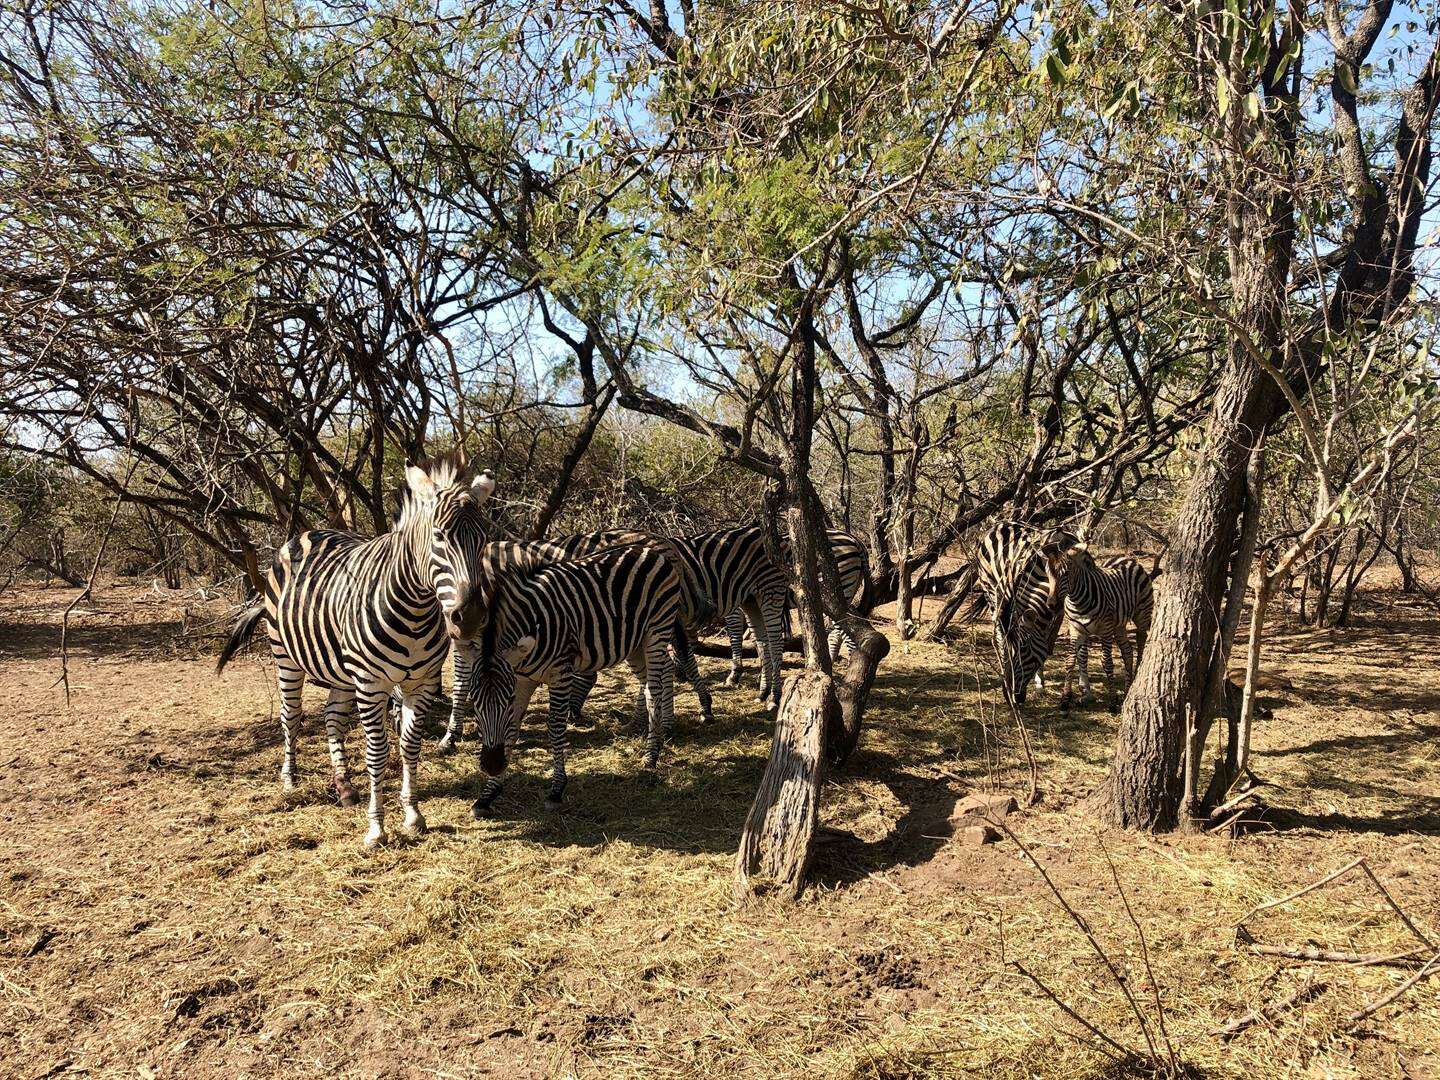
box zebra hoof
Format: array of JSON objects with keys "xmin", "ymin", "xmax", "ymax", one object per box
[
  {"xmin": 471, "ymin": 799, "xmax": 496, "ymax": 820},
  {"xmin": 363, "ymin": 826, "xmax": 388, "ymax": 850},
  {"xmin": 334, "ymin": 776, "xmax": 358, "ymax": 808},
  {"xmin": 436, "ymin": 734, "xmax": 458, "ymax": 755},
  {"xmin": 280, "ymin": 772, "xmax": 297, "ymax": 792},
  {"xmin": 543, "ymin": 796, "xmax": 564, "ymax": 811},
  {"xmin": 1108, "ymin": 700, "xmax": 1120, "ymax": 716},
  {"xmin": 402, "ymin": 809, "xmax": 427, "ymax": 836}
]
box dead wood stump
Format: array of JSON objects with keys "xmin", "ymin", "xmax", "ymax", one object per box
[{"xmin": 733, "ymin": 669, "xmax": 835, "ymax": 901}]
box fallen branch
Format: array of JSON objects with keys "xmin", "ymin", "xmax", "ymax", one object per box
[
  {"xmin": 1347, "ymin": 948, "xmax": 1440, "ymax": 1026},
  {"xmin": 1248, "ymin": 944, "xmax": 1431, "ymax": 968},
  {"xmin": 1214, "ymin": 977, "xmax": 1327, "ymax": 1041}
]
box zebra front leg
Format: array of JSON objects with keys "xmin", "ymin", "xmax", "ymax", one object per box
[
  {"xmin": 323, "ymin": 688, "xmax": 358, "ymax": 807},
  {"xmin": 276, "ymin": 664, "xmax": 305, "ymax": 791},
  {"xmin": 723, "ymin": 609, "xmax": 746, "ymax": 687},
  {"xmin": 544, "ymin": 670, "xmax": 573, "ymax": 809},
  {"xmin": 1059, "ymin": 630, "xmax": 1080, "ymax": 711},
  {"xmin": 357, "ymin": 687, "xmax": 392, "ymax": 849},
  {"xmin": 437, "ymin": 648, "xmax": 471, "ymax": 754},
  {"xmin": 1076, "ymin": 635, "xmax": 1094, "ymax": 704},
  {"xmin": 398, "ymin": 685, "xmax": 436, "ymax": 836},
  {"xmin": 1102, "ymin": 642, "xmax": 1117, "ymax": 714},
  {"xmin": 757, "ymin": 591, "xmax": 786, "ymax": 709},
  {"xmin": 672, "ymin": 622, "xmax": 713, "ymax": 724},
  {"xmin": 643, "ymin": 635, "xmax": 676, "ymax": 771}
]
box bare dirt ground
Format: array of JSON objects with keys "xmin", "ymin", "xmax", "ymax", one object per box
[{"xmin": 2, "ymin": 577, "xmax": 1439, "ymax": 1078}]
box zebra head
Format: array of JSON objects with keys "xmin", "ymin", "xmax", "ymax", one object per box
[
  {"xmin": 468, "ymin": 632, "xmax": 536, "ymax": 776},
  {"xmin": 402, "ymin": 454, "xmax": 496, "ymax": 640}
]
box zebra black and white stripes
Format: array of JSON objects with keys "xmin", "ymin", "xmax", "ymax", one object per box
[
  {"xmin": 1056, "ymin": 543, "xmax": 1155, "ymax": 713},
  {"xmin": 462, "ymin": 539, "xmax": 683, "ymax": 814},
  {"xmin": 670, "ymin": 526, "xmax": 790, "ymax": 706},
  {"xmin": 215, "ymin": 452, "xmax": 495, "ymax": 848},
  {"xmin": 721, "ymin": 528, "xmax": 870, "ymax": 682},
  {"xmin": 974, "ymin": 521, "xmax": 1067, "ymax": 706},
  {"xmin": 438, "ymin": 529, "xmax": 715, "ymax": 751}
]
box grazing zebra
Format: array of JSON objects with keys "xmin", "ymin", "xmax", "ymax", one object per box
[
  {"xmin": 215, "ymin": 452, "xmax": 495, "ymax": 848},
  {"xmin": 1056, "ymin": 542, "xmax": 1155, "ymax": 713},
  {"xmin": 974, "ymin": 521, "xmax": 1068, "ymax": 706},
  {"xmin": 437, "ymin": 530, "xmax": 716, "ymax": 751},
  {"xmin": 462, "ymin": 540, "xmax": 683, "ymax": 814},
  {"xmin": 721, "ymin": 528, "xmax": 872, "ymax": 679}
]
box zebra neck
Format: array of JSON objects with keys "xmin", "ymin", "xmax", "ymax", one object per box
[{"xmin": 389, "ymin": 502, "xmax": 441, "ymax": 608}]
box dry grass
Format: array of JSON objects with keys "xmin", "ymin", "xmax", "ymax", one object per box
[{"xmin": 1, "ymin": 579, "xmax": 1439, "ymax": 1078}]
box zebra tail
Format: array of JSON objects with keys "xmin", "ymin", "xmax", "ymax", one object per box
[
  {"xmin": 216, "ymin": 602, "xmax": 266, "ymax": 674},
  {"xmin": 853, "ymin": 549, "xmax": 876, "ymax": 618}
]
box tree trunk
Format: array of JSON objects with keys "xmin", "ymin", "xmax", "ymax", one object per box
[
  {"xmin": 1103, "ymin": 176, "xmax": 1288, "ymax": 828},
  {"xmin": 732, "ymin": 669, "xmax": 833, "ymax": 900}
]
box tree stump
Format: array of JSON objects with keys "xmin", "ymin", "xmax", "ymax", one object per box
[{"xmin": 733, "ymin": 669, "xmax": 834, "ymax": 901}]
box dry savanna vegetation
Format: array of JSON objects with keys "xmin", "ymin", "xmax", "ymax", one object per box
[
  {"xmin": 3, "ymin": 572, "xmax": 1439, "ymax": 1079},
  {"xmin": 4, "ymin": 0, "xmax": 1440, "ymax": 1076}
]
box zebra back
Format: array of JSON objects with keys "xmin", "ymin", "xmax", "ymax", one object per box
[
  {"xmin": 479, "ymin": 540, "xmax": 684, "ymax": 679},
  {"xmin": 673, "ymin": 526, "xmax": 787, "ymax": 627},
  {"xmin": 1063, "ymin": 549, "xmax": 1154, "ymax": 632}
]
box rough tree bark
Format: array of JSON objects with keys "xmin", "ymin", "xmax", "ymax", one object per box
[{"xmin": 1102, "ymin": 16, "xmax": 1439, "ymax": 829}]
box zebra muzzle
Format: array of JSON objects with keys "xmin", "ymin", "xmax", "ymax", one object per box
[{"xmin": 479, "ymin": 745, "xmax": 507, "ymax": 776}]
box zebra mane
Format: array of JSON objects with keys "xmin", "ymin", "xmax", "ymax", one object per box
[{"xmin": 393, "ymin": 448, "xmax": 470, "ymax": 531}]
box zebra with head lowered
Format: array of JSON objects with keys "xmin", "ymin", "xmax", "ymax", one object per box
[
  {"xmin": 974, "ymin": 521, "xmax": 1068, "ymax": 707},
  {"xmin": 437, "ymin": 529, "xmax": 715, "ymax": 751},
  {"xmin": 215, "ymin": 451, "xmax": 495, "ymax": 848},
  {"xmin": 1053, "ymin": 539, "xmax": 1155, "ymax": 713},
  {"xmin": 721, "ymin": 528, "xmax": 872, "ymax": 686},
  {"xmin": 461, "ymin": 538, "xmax": 684, "ymax": 815}
]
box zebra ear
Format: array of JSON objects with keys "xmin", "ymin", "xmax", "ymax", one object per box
[
  {"xmin": 405, "ymin": 463, "xmax": 437, "ymax": 499},
  {"xmin": 470, "ymin": 469, "xmax": 497, "ymax": 504},
  {"xmin": 503, "ymin": 635, "xmax": 536, "ymax": 666}
]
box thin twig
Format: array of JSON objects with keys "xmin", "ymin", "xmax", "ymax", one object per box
[
  {"xmin": 1100, "ymin": 840, "xmax": 1179, "ymax": 1075},
  {"xmin": 1214, "ymin": 976, "xmax": 1327, "ymax": 1041},
  {"xmin": 1011, "ymin": 962, "xmax": 1136, "ymax": 1063},
  {"xmin": 1358, "ymin": 862, "xmax": 1436, "ymax": 950},
  {"xmin": 1347, "ymin": 948, "xmax": 1440, "ymax": 1026},
  {"xmin": 1234, "ymin": 857, "xmax": 1365, "ymax": 939}
]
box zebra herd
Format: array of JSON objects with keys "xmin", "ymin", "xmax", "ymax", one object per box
[
  {"xmin": 974, "ymin": 520, "xmax": 1156, "ymax": 714},
  {"xmin": 216, "ymin": 453, "xmax": 871, "ymax": 847}
]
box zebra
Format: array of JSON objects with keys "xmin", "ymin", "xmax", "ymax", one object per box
[
  {"xmin": 215, "ymin": 452, "xmax": 495, "ymax": 848},
  {"xmin": 1055, "ymin": 541, "xmax": 1155, "ymax": 713},
  {"xmin": 974, "ymin": 521, "xmax": 1069, "ymax": 707},
  {"xmin": 668, "ymin": 525, "xmax": 792, "ymax": 708},
  {"xmin": 462, "ymin": 539, "xmax": 684, "ymax": 815},
  {"xmin": 721, "ymin": 528, "xmax": 872, "ymax": 683},
  {"xmin": 437, "ymin": 530, "xmax": 716, "ymax": 751}
]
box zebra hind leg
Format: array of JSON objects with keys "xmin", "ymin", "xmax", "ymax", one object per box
[
  {"xmin": 672, "ymin": 623, "xmax": 713, "ymax": 724},
  {"xmin": 323, "ymin": 688, "xmax": 358, "ymax": 807},
  {"xmin": 723, "ymin": 609, "xmax": 746, "ymax": 687},
  {"xmin": 398, "ymin": 686, "xmax": 434, "ymax": 836},
  {"xmin": 642, "ymin": 634, "xmax": 675, "ymax": 772},
  {"xmin": 1059, "ymin": 630, "xmax": 1081, "ymax": 711},
  {"xmin": 277, "ymin": 663, "xmax": 305, "ymax": 791},
  {"xmin": 437, "ymin": 649, "xmax": 471, "ymax": 755},
  {"xmin": 357, "ymin": 687, "xmax": 392, "ymax": 849},
  {"xmin": 544, "ymin": 676, "xmax": 572, "ymax": 809},
  {"xmin": 1102, "ymin": 642, "xmax": 1118, "ymax": 714}
]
